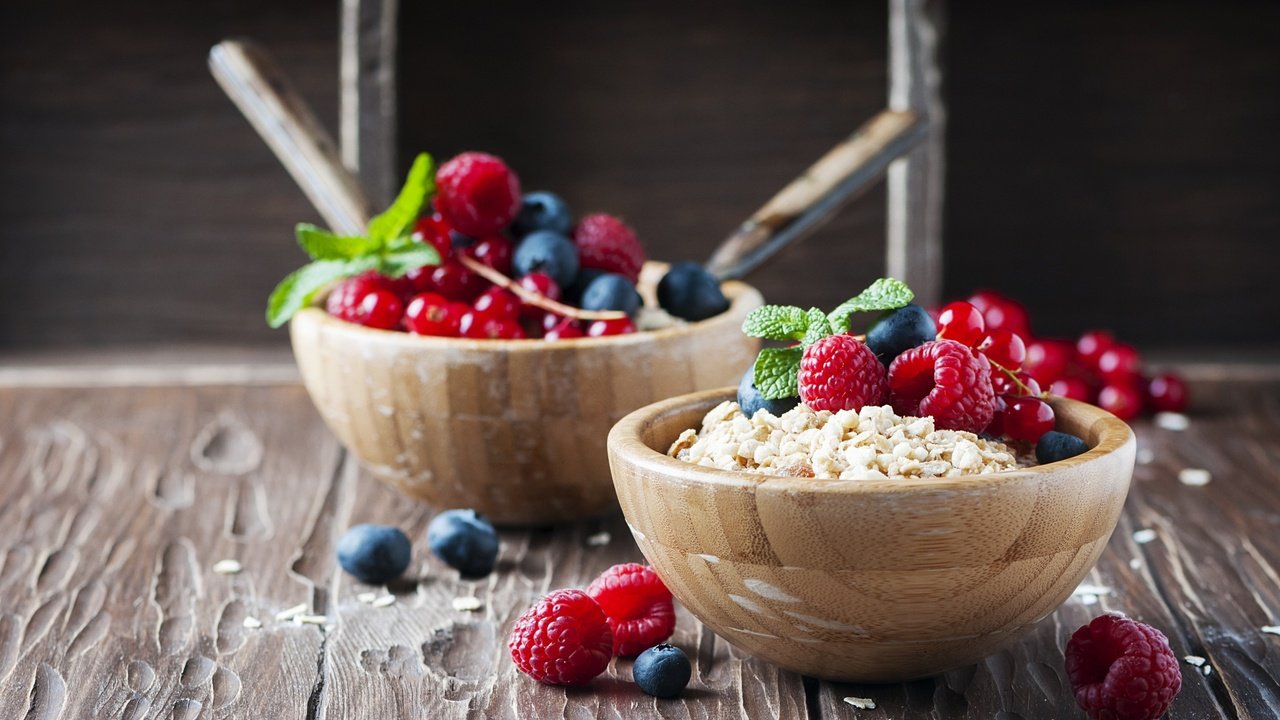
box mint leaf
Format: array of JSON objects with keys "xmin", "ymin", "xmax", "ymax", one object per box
[
  {"xmin": 295, "ymin": 223, "xmax": 379, "ymax": 260},
  {"xmin": 265, "ymin": 257, "xmax": 376, "ymax": 328},
  {"xmin": 801, "ymin": 307, "xmax": 833, "ymax": 347},
  {"xmin": 366, "ymin": 153, "xmax": 434, "ymax": 244},
  {"xmin": 828, "ymin": 277, "xmax": 915, "ymax": 333},
  {"xmin": 753, "ymin": 346, "xmax": 803, "ymax": 400},
  {"xmin": 379, "ymin": 245, "xmax": 441, "ymax": 277},
  {"xmin": 742, "ymin": 305, "xmax": 809, "ymax": 341}
]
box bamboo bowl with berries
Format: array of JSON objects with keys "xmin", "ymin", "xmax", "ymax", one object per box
[{"xmin": 608, "ymin": 389, "xmax": 1136, "ymax": 682}]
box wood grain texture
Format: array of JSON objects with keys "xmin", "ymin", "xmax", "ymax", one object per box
[
  {"xmin": 340, "ymin": 0, "xmax": 399, "ymax": 207},
  {"xmin": 609, "ymin": 391, "xmax": 1135, "ymax": 682},
  {"xmin": 0, "ymin": 374, "xmax": 1276, "ymax": 717},
  {"xmin": 289, "ymin": 280, "xmax": 763, "ymax": 525}
]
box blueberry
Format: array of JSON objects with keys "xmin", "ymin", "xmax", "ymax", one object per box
[
  {"xmin": 737, "ymin": 365, "xmax": 799, "ymax": 418},
  {"xmin": 633, "ymin": 644, "xmax": 691, "ymax": 698},
  {"xmin": 581, "ymin": 273, "xmax": 642, "ymax": 316},
  {"xmin": 513, "ymin": 231, "xmax": 579, "ymax": 288},
  {"xmin": 865, "ymin": 304, "xmax": 937, "ymax": 366},
  {"xmin": 512, "ymin": 191, "xmax": 572, "ymax": 237},
  {"xmin": 336, "ymin": 524, "xmax": 412, "ymax": 585},
  {"xmin": 426, "ymin": 509, "xmax": 499, "ymax": 578},
  {"xmin": 1035, "ymin": 431, "xmax": 1090, "ymax": 464},
  {"xmin": 656, "ymin": 262, "xmax": 729, "ymax": 322},
  {"xmin": 564, "ymin": 267, "xmax": 607, "ymax": 305}
]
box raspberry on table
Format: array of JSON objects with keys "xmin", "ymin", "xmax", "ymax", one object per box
[
  {"xmin": 572, "ymin": 213, "xmax": 646, "ymax": 283},
  {"xmin": 435, "ymin": 152, "xmax": 522, "ymax": 237},
  {"xmin": 586, "ymin": 563, "xmax": 676, "ymax": 657},
  {"xmin": 797, "ymin": 334, "xmax": 889, "ymax": 413},
  {"xmin": 1066, "ymin": 614, "xmax": 1182, "ymax": 720},
  {"xmin": 888, "ymin": 339, "xmax": 996, "ymax": 433},
  {"xmin": 508, "ymin": 589, "xmax": 613, "ymax": 686}
]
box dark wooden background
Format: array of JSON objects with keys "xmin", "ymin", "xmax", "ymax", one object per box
[{"xmin": 2, "ymin": 0, "xmax": 1278, "ymax": 351}]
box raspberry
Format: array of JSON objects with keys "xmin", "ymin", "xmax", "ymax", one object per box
[
  {"xmin": 586, "ymin": 563, "xmax": 675, "ymax": 657},
  {"xmin": 798, "ymin": 334, "xmax": 889, "ymax": 413},
  {"xmin": 1066, "ymin": 614, "xmax": 1182, "ymax": 720},
  {"xmin": 508, "ymin": 589, "xmax": 613, "ymax": 685},
  {"xmin": 572, "ymin": 214, "xmax": 646, "ymax": 283},
  {"xmin": 435, "ymin": 152, "xmax": 522, "ymax": 237},
  {"xmin": 888, "ymin": 339, "xmax": 996, "ymax": 432}
]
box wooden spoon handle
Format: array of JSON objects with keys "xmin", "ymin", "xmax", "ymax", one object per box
[
  {"xmin": 208, "ymin": 39, "xmax": 372, "ymax": 235},
  {"xmin": 704, "ymin": 109, "xmax": 927, "ymax": 281}
]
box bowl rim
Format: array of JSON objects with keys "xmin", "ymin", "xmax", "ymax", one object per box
[
  {"xmin": 291, "ymin": 278, "xmax": 763, "ymax": 351},
  {"xmin": 608, "ymin": 388, "xmax": 1135, "ymax": 494}
]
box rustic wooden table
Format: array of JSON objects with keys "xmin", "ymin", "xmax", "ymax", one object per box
[{"xmin": 0, "ymin": 354, "xmax": 1277, "ymax": 719}]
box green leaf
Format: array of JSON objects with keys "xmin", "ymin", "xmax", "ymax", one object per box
[
  {"xmin": 265, "ymin": 257, "xmax": 376, "ymax": 328},
  {"xmin": 753, "ymin": 346, "xmax": 803, "ymax": 400},
  {"xmin": 827, "ymin": 277, "xmax": 915, "ymax": 333},
  {"xmin": 801, "ymin": 307, "xmax": 833, "ymax": 347},
  {"xmin": 366, "ymin": 153, "xmax": 435, "ymax": 244},
  {"xmin": 379, "ymin": 245, "xmax": 441, "ymax": 277},
  {"xmin": 742, "ymin": 305, "xmax": 810, "ymax": 341},
  {"xmin": 295, "ymin": 223, "xmax": 379, "ymax": 260}
]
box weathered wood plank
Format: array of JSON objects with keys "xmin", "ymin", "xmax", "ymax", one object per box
[{"xmin": 341, "ymin": 0, "xmax": 399, "ymax": 207}]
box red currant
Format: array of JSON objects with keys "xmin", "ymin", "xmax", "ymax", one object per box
[
  {"xmin": 545, "ymin": 318, "xmax": 585, "ymax": 340},
  {"xmin": 1003, "ymin": 396, "xmax": 1055, "ymax": 442},
  {"xmin": 968, "ymin": 290, "xmax": 1031, "ymax": 338},
  {"xmin": 977, "ymin": 330, "xmax": 1027, "ymax": 370},
  {"xmin": 1097, "ymin": 383, "xmax": 1142, "ymax": 421},
  {"xmin": 1050, "ymin": 377, "xmax": 1093, "ymax": 403},
  {"xmin": 518, "ymin": 271, "xmax": 562, "ymax": 302},
  {"xmin": 459, "ymin": 312, "xmax": 526, "ymax": 339},
  {"xmin": 430, "ymin": 261, "xmax": 488, "ymax": 303},
  {"xmin": 464, "ymin": 235, "xmax": 514, "ymax": 275},
  {"xmin": 326, "ymin": 271, "xmax": 392, "ymax": 322},
  {"xmin": 357, "ymin": 290, "xmax": 405, "ymax": 330},
  {"xmin": 412, "ymin": 213, "xmax": 454, "ymax": 258},
  {"xmin": 1096, "ymin": 344, "xmax": 1142, "ymax": 383},
  {"xmin": 1075, "ymin": 330, "xmax": 1114, "ymax": 371},
  {"xmin": 404, "ymin": 265, "xmax": 436, "ymax": 294},
  {"xmin": 936, "ymin": 301, "xmax": 986, "ymax": 346},
  {"xmin": 586, "ymin": 317, "xmax": 636, "ymax": 337},
  {"xmin": 404, "ymin": 293, "xmax": 465, "ymax": 336},
  {"xmin": 474, "ymin": 287, "xmax": 521, "ymax": 320},
  {"xmin": 1145, "ymin": 374, "xmax": 1188, "ymax": 413},
  {"xmin": 1024, "ymin": 339, "xmax": 1072, "ymax": 384},
  {"xmin": 992, "ymin": 371, "xmax": 1042, "ymax": 397},
  {"xmin": 985, "ymin": 396, "xmax": 1008, "ymax": 436}
]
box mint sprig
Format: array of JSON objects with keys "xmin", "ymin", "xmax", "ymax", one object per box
[
  {"xmin": 265, "ymin": 153, "xmax": 441, "ymax": 328},
  {"xmin": 743, "ymin": 277, "xmax": 915, "ymax": 400}
]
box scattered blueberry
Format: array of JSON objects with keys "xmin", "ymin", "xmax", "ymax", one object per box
[
  {"xmin": 426, "ymin": 509, "xmax": 500, "ymax": 578},
  {"xmin": 512, "ymin": 191, "xmax": 572, "ymax": 237},
  {"xmin": 564, "ymin": 267, "xmax": 607, "ymax": 305},
  {"xmin": 656, "ymin": 262, "xmax": 729, "ymax": 322},
  {"xmin": 513, "ymin": 231, "xmax": 580, "ymax": 288},
  {"xmin": 336, "ymin": 524, "xmax": 412, "ymax": 585},
  {"xmin": 737, "ymin": 365, "xmax": 799, "ymax": 418},
  {"xmin": 1035, "ymin": 430, "xmax": 1090, "ymax": 464},
  {"xmin": 581, "ymin": 273, "xmax": 642, "ymax": 316},
  {"xmin": 865, "ymin": 304, "xmax": 937, "ymax": 366},
  {"xmin": 633, "ymin": 644, "xmax": 691, "ymax": 698}
]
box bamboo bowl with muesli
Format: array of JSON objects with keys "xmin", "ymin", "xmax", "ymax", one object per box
[{"xmin": 607, "ymin": 387, "xmax": 1135, "ymax": 682}]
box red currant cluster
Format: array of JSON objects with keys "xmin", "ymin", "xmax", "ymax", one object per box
[{"xmin": 934, "ymin": 290, "xmax": 1189, "ymax": 429}]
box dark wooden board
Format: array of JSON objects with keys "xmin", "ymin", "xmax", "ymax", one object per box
[{"xmin": 0, "ymin": 370, "xmax": 1277, "ymax": 717}]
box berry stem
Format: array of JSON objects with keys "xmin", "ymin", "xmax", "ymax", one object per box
[
  {"xmin": 987, "ymin": 357, "xmax": 1048, "ymax": 399},
  {"xmin": 457, "ymin": 255, "xmax": 628, "ymax": 321}
]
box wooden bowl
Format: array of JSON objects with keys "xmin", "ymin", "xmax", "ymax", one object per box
[
  {"xmin": 608, "ymin": 390, "xmax": 1135, "ymax": 682},
  {"xmin": 289, "ymin": 278, "xmax": 763, "ymax": 526}
]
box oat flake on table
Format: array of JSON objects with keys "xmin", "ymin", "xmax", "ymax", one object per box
[
  {"xmin": 1133, "ymin": 528, "xmax": 1157, "ymax": 544},
  {"xmin": 670, "ymin": 402, "xmax": 1019, "ymax": 480},
  {"xmin": 843, "ymin": 696, "xmax": 876, "ymax": 709},
  {"xmin": 1178, "ymin": 468, "xmax": 1211, "ymax": 486}
]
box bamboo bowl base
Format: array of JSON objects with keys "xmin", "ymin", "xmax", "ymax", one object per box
[{"xmin": 608, "ymin": 389, "xmax": 1135, "ymax": 681}]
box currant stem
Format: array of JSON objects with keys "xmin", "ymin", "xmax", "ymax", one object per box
[
  {"xmin": 457, "ymin": 255, "xmax": 628, "ymax": 321},
  {"xmin": 987, "ymin": 357, "xmax": 1050, "ymax": 399}
]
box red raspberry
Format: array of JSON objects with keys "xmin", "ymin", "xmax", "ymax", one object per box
[
  {"xmin": 508, "ymin": 589, "xmax": 613, "ymax": 685},
  {"xmin": 435, "ymin": 152, "xmax": 522, "ymax": 237},
  {"xmin": 888, "ymin": 339, "xmax": 996, "ymax": 432},
  {"xmin": 797, "ymin": 334, "xmax": 888, "ymax": 413},
  {"xmin": 586, "ymin": 563, "xmax": 676, "ymax": 657},
  {"xmin": 1066, "ymin": 614, "xmax": 1182, "ymax": 720},
  {"xmin": 572, "ymin": 214, "xmax": 646, "ymax": 283}
]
